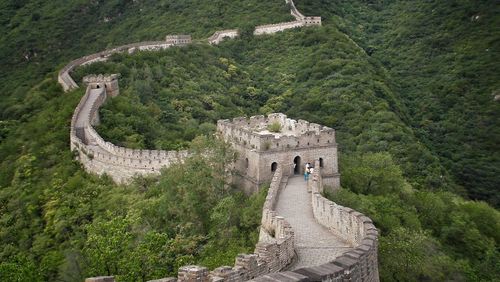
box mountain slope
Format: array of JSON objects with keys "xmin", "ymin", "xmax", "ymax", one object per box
[
  {"xmin": 0, "ymin": 0, "xmax": 499, "ymax": 281},
  {"xmin": 295, "ymin": 0, "xmax": 500, "ymax": 206}
]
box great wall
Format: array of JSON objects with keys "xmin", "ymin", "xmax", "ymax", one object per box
[{"xmin": 60, "ymin": 1, "xmax": 380, "ymax": 281}]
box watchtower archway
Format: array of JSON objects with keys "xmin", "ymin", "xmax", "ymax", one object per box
[
  {"xmin": 293, "ymin": 156, "xmax": 301, "ymax": 174},
  {"xmin": 271, "ymin": 162, "xmax": 278, "ymax": 172}
]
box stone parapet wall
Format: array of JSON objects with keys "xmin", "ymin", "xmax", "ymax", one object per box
[
  {"xmin": 207, "ymin": 29, "xmax": 239, "ymax": 45},
  {"xmin": 85, "ymin": 125, "xmax": 187, "ymax": 167},
  {"xmin": 254, "ymin": 0, "xmax": 321, "ymax": 36},
  {"xmin": 299, "ymin": 161, "xmax": 380, "ymax": 281},
  {"xmin": 70, "ymin": 83, "xmax": 188, "ymax": 183},
  {"xmin": 217, "ymin": 114, "xmax": 335, "ymax": 153},
  {"xmin": 58, "ymin": 40, "xmax": 176, "ymax": 92},
  {"xmin": 251, "ymin": 162, "xmax": 379, "ymax": 281},
  {"xmin": 287, "ymin": 0, "xmax": 305, "ymax": 20},
  {"xmin": 254, "ymin": 21, "xmax": 304, "ymax": 35},
  {"xmin": 58, "ymin": 1, "xmax": 320, "ymax": 93}
]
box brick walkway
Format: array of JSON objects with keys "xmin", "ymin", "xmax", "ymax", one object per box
[{"xmin": 276, "ymin": 176, "xmax": 352, "ymax": 270}]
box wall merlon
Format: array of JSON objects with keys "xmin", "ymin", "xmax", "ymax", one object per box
[{"xmin": 218, "ymin": 113, "xmax": 336, "ymax": 153}]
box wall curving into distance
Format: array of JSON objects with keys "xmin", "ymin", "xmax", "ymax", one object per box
[{"xmin": 63, "ymin": 1, "xmax": 379, "ymax": 281}]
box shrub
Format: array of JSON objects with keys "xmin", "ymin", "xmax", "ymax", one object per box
[{"xmin": 267, "ymin": 122, "xmax": 281, "ymax": 133}]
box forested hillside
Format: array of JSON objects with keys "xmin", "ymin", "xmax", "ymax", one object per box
[
  {"xmin": 0, "ymin": 0, "xmax": 499, "ymax": 281},
  {"xmin": 0, "ymin": 0, "xmax": 291, "ymax": 117},
  {"xmin": 295, "ymin": 0, "xmax": 500, "ymax": 206}
]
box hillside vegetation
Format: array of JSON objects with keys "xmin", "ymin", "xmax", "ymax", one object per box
[
  {"xmin": 296, "ymin": 0, "xmax": 500, "ymax": 206},
  {"xmin": 0, "ymin": 0, "xmax": 499, "ymax": 281}
]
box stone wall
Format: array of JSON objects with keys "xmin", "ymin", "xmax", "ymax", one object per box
[
  {"xmin": 254, "ymin": 0, "xmax": 321, "ymax": 36},
  {"xmin": 58, "ymin": 40, "xmax": 179, "ymax": 92},
  {"xmin": 254, "ymin": 21, "xmax": 304, "ymax": 35},
  {"xmin": 218, "ymin": 113, "xmax": 339, "ymax": 193},
  {"xmin": 217, "ymin": 114, "xmax": 335, "ymax": 153},
  {"xmin": 287, "ymin": 0, "xmax": 305, "ymax": 20},
  {"xmin": 207, "ymin": 29, "xmax": 239, "ymax": 45},
  {"xmin": 253, "ymin": 161, "xmax": 380, "ymax": 281},
  {"xmin": 58, "ymin": 1, "xmax": 321, "ymax": 93},
  {"xmin": 70, "ymin": 82, "xmax": 188, "ymax": 183}
]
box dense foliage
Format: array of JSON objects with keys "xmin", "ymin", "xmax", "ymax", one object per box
[
  {"xmin": 0, "ymin": 0, "xmax": 292, "ymax": 118},
  {"xmin": 0, "ymin": 0, "xmax": 498, "ymax": 281},
  {"xmin": 295, "ymin": 0, "xmax": 500, "ymax": 207}
]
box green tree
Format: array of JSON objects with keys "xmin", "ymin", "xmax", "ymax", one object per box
[{"xmin": 341, "ymin": 152, "xmax": 409, "ymax": 195}]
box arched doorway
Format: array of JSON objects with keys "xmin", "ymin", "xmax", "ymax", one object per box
[
  {"xmin": 319, "ymin": 158, "xmax": 324, "ymax": 168},
  {"xmin": 293, "ymin": 156, "xmax": 301, "ymax": 174},
  {"xmin": 271, "ymin": 162, "xmax": 278, "ymax": 172}
]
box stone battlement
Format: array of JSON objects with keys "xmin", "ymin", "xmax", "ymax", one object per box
[
  {"xmin": 217, "ymin": 113, "xmax": 335, "ymax": 153},
  {"xmin": 252, "ymin": 161, "xmax": 379, "ymax": 281},
  {"xmin": 70, "ymin": 81, "xmax": 188, "ymax": 183},
  {"xmin": 58, "ymin": 1, "xmax": 321, "ymax": 92},
  {"xmin": 83, "ymin": 74, "xmax": 120, "ymax": 84},
  {"xmin": 58, "ymin": 36, "xmax": 187, "ymax": 92}
]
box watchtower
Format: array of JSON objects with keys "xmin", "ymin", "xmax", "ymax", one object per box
[
  {"xmin": 165, "ymin": 35, "xmax": 192, "ymax": 46},
  {"xmin": 217, "ymin": 113, "xmax": 340, "ymax": 193},
  {"xmin": 82, "ymin": 74, "xmax": 120, "ymax": 97}
]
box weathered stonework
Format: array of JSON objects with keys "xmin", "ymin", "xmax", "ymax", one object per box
[
  {"xmin": 218, "ymin": 113, "xmax": 339, "ymax": 193},
  {"xmin": 248, "ymin": 161, "xmax": 379, "ymax": 282},
  {"xmin": 83, "ymin": 74, "xmax": 120, "ymax": 97},
  {"xmin": 71, "ymin": 76, "xmax": 187, "ymax": 183},
  {"xmin": 58, "ymin": 35, "xmax": 190, "ymax": 92}
]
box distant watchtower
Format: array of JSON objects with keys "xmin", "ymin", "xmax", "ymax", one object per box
[
  {"xmin": 218, "ymin": 113, "xmax": 340, "ymax": 193},
  {"xmin": 165, "ymin": 35, "xmax": 192, "ymax": 46}
]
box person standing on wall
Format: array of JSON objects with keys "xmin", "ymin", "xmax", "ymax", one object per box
[{"xmin": 304, "ymin": 162, "xmax": 311, "ymax": 181}]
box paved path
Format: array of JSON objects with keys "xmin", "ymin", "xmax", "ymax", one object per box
[
  {"xmin": 276, "ymin": 176, "xmax": 352, "ymax": 270},
  {"xmin": 75, "ymin": 88, "xmax": 103, "ymax": 128}
]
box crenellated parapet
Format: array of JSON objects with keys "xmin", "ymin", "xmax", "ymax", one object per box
[
  {"xmin": 70, "ymin": 76, "xmax": 188, "ymax": 183},
  {"xmin": 69, "ymin": 1, "xmax": 378, "ymax": 281},
  {"xmin": 281, "ymin": 160, "xmax": 380, "ymax": 281},
  {"xmin": 217, "ymin": 113, "xmax": 335, "ymax": 153},
  {"xmin": 58, "ymin": 36, "xmax": 189, "ymax": 92},
  {"xmin": 254, "ymin": 21, "xmax": 304, "ymax": 35},
  {"xmin": 58, "ymin": 1, "xmax": 321, "ymax": 92},
  {"xmin": 218, "ymin": 113, "xmax": 339, "ymax": 193},
  {"xmin": 165, "ymin": 35, "xmax": 192, "ymax": 45},
  {"xmin": 83, "ymin": 74, "xmax": 120, "ymax": 97}
]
